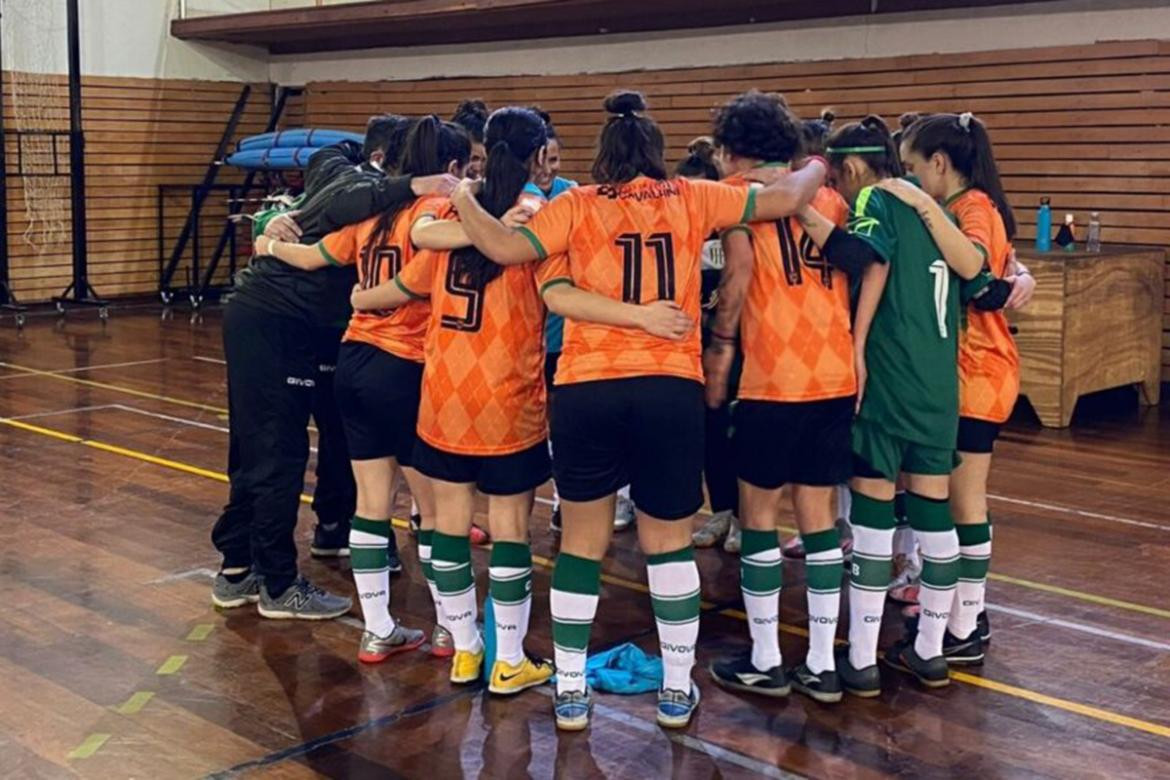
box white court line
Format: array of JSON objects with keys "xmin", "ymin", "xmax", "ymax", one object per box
[
  {"xmin": 193, "ymin": 355, "xmax": 227, "ymax": 365},
  {"xmin": 149, "ymin": 567, "xmax": 220, "ymax": 585},
  {"xmin": 3, "ymin": 404, "xmax": 117, "ymax": 421},
  {"xmin": 0, "ymin": 358, "xmax": 167, "ymax": 380},
  {"xmin": 987, "ymin": 493, "xmax": 1170, "ymax": 533},
  {"xmin": 986, "ymin": 603, "xmax": 1170, "ymax": 653},
  {"xmin": 112, "ymin": 404, "xmax": 318, "ymax": 454}
]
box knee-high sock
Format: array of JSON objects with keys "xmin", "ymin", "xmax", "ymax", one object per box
[
  {"xmin": 906, "ymin": 493, "xmax": 960, "ymax": 660},
  {"xmin": 489, "ymin": 541, "xmax": 533, "ymax": 666},
  {"xmin": 417, "ymin": 530, "xmax": 448, "ymax": 630},
  {"xmin": 848, "ymin": 492, "xmax": 895, "ymax": 669},
  {"xmin": 550, "ymin": 553, "xmax": 601, "ymax": 694},
  {"xmin": 949, "ymin": 519, "xmax": 991, "ymax": 640},
  {"xmin": 647, "ymin": 546, "xmax": 701, "ymax": 692},
  {"xmin": 739, "ymin": 528, "xmax": 782, "ymax": 671},
  {"xmin": 431, "ymin": 531, "xmax": 481, "ymax": 653},
  {"xmin": 802, "ymin": 527, "xmax": 844, "ymax": 674},
  {"xmin": 350, "ymin": 516, "xmax": 395, "ymax": 638}
]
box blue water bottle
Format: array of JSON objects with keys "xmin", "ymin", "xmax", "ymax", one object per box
[{"xmin": 1035, "ymin": 197, "xmax": 1052, "ymax": 252}]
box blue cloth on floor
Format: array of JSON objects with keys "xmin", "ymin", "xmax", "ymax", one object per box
[{"xmin": 586, "ymin": 642, "xmax": 663, "ymax": 694}]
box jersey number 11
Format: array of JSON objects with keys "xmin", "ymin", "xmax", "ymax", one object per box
[{"xmin": 616, "ymin": 232, "xmax": 677, "ymax": 304}]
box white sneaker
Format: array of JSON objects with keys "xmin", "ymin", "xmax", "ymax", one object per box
[
  {"xmin": 723, "ymin": 516, "xmax": 742, "ymax": 554},
  {"xmin": 613, "ymin": 495, "xmax": 635, "ymax": 531},
  {"xmin": 692, "ymin": 510, "xmax": 732, "ymax": 547}
]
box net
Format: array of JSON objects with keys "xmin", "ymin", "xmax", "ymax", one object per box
[{"xmin": 4, "ymin": 0, "xmax": 71, "ymax": 253}]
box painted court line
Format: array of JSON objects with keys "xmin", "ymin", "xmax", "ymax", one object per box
[
  {"xmin": 111, "ymin": 404, "xmax": 318, "ymax": 453},
  {"xmin": 116, "ymin": 691, "xmax": 155, "ymax": 716},
  {"xmin": 988, "ymin": 493, "xmax": 1170, "ymax": 533},
  {"xmin": 0, "ymin": 360, "xmax": 227, "ymax": 414},
  {"xmin": 4, "ymin": 404, "xmax": 117, "ymax": 421},
  {"xmin": 0, "ymin": 358, "xmax": 168, "ymax": 380},
  {"xmin": 193, "ymin": 356, "xmax": 226, "ymax": 365},
  {"xmin": 987, "ymin": 604, "xmax": 1170, "ymax": 653},
  {"xmin": 5, "ymin": 417, "xmax": 1170, "ymax": 742},
  {"xmin": 67, "ymin": 733, "xmax": 111, "ymax": 760}
]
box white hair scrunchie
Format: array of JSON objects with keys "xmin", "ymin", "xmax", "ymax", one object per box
[{"xmin": 958, "ymin": 112, "xmax": 974, "ymax": 132}]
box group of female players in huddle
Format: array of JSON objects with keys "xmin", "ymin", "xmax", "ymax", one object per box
[{"xmin": 255, "ymin": 88, "xmax": 1029, "ymax": 731}]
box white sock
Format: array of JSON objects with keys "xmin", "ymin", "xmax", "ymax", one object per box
[
  {"xmin": 848, "ymin": 523, "xmax": 894, "ymax": 670},
  {"xmin": 914, "ymin": 529, "xmax": 960, "ymax": 660},
  {"xmin": 433, "ymin": 559, "xmax": 481, "ymax": 653},
  {"xmin": 949, "ymin": 539, "xmax": 991, "ymax": 640},
  {"xmin": 417, "ymin": 535, "xmax": 449, "ymax": 629},
  {"xmin": 740, "ymin": 536, "xmax": 782, "ymax": 671},
  {"xmin": 350, "ymin": 524, "xmax": 395, "ymax": 638},
  {"xmin": 647, "ymin": 551, "xmax": 701, "ymax": 692},
  {"xmin": 805, "ymin": 547, "xmax": 844, "ymax": 674},
  {"xmin": 550, "ymin": 589, "xmax": 598, "ymax": 694},
  {"xmin": 489, "ymin": 561, "xmax": 532, "ymax": 666}
]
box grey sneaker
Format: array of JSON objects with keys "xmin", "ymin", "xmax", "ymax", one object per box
[
  {"xmin": 357, "ymin": 624, "xmax": 426, "ymax": 664},
  {"xmin": 211, "ymin": 570, "xmax": 260, "ymax": 609},
  {"xmin": 257, "ymin": 577, "xmax": 352, "ymax": 620},
  {"xmin": 692, "ymin": 510, "xmax": 732, "ymax": 548},
  {"xmin": 613, "ymin": 495, "xmax": 636, "ymax": 531}
]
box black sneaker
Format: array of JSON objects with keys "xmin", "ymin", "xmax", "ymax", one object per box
[
  {"xmin": 387, "ymin": 544, "xmax": 403, "ymax": 575},
  {"xmin": 789, "ymin": 663, "xmax": 843, "ymax": 703},
  {"xmin": 549, "ymin": 507, "xmax": 562, "ymax": 534},
  {"xmin": 882, "ymin": 637, "xmax": 950, "ymax": 688},
  {"xmin": 409, "ymin": 513, "xmax": 422, "ymax": 536},
  {"xmin": 942, "ymin": 629, "xmax": 984, "ymax": 666},
  {"xmin": 310, "ymin": 522, "xmax": 350, "ymax": 558},
  {"xmin": 709, "ymin": 655, "xmax": 790, "ymax": 697},
  {"xmin": 834, "ymin": 647, "xmax": 881, "ymax": 698},
  {"xmin": 977, "ymin": 611, "xmax": 991, "ymax": 644}
]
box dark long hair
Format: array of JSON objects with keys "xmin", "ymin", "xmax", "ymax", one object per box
[
  {"xmin": 826, "ymin": 114, "xmax": 903, "ymax": 178},
  {"xmin": 451, "ymin": 98, "xmax": 489, "ymax": 144},
  {"xmin": 903, "ymin": 112, "xmax": 1016, "ymax": 238},
  {"xmin": 800, "ymin": 109, "xmax": 835, "ymax": 158},
  {"xmin": 591, "ymin": 91, "xmax": 667, "ymax": 183},
  {"xmin": 674, "ymin": 137, "xmax": 720, "ymax": 180},
  {"xmin": 364, "ymin": 115, "xmax": 471, "ymax": 256},
  {"xmin": 451, "ymin": 107, "xmax": 548, "ymax": 289}
]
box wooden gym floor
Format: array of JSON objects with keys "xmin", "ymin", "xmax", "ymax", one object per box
[{"xmin": 1, "ymin": 305, "xmax": 1168, "ymax": 779}]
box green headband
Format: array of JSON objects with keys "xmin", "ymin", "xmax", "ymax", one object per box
[{"xmin": 826, "ymin": 145, "xmax": 888, "ymax": 154}]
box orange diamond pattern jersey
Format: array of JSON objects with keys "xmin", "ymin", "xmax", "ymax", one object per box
[
  {"xmin": 948, "ymin": 188, "xmax": 1020, "ymax": 423},
  {"xmin": 518, "ymin": 176, "xmax": 755, "ymax": 386},
  {"xmin": 318, "ymin": 196, "xmax": 451, "ymax": 363},
  {"xmin": 393, "ymin": 247, "xmax": 548, "ymax": 456},
  {"xmin": 725, "ymin": 177, "xmax": 856, "ymax": 402}
]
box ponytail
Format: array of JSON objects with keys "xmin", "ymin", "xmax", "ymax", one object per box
[
  {"xmin": 826, "ymin": 114, "xmax": 903, "ymax": 178},
  {"xmin": 903, "ymin": 112, "xmax": 1016, "ymax": 238},
  {"xmin": 451, "ymin": 107, "xmax": 548, "ymax": 289},
  {"xmin": 591, "ymin": 91, "xmax": 668, "ymax": 184},
  {"xmin": 675, "ymin": 136, "xmax": 720, "ymax": 180}
]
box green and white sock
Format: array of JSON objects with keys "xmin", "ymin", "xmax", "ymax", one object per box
[
  {"xmin": 432, "ymin": 531, "xmax": 480, "ymax": 653},
  {"xmin": 848, "ymin": 491, "xmax": 895, "ymax": 670},
  {"xmin": 740, "ymin": 528, "xmax": 782, "ymax": 671},
  {"xmin": 648, "ymin": 546, "xmax": 701, "ymax": 692},
  {"xmin": 350, "ymin": 516, "xmax": 395, "ymax": 638},
  {"xmin": 417, "ymin": 530, "xmax": 448, "ymax": 630},
  {"xmin": 490, "ymin": 541, "xmax": 533, "ymax": 666},
  {"xmin": 802, "ymin": 527, "xmax": 844, "ymax": 674},
  {"xmin": 949, "ymin": 519, "xmax": 992, "ymax": 640},
  {"xmin": 550, "ymin": 553, "xmax": 601, "ymax": 695},
  {"xmin": 906, "ymin": 493, "xmax": 960, "ymax": 660}
]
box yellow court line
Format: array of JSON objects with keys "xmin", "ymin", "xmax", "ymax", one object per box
[
  {"xmin": 156, "ymin": 655, "xmax": 188, "ymax": 676},
  {"xmin": 0, "ymin": 361, "xmax": 227, "ymax": 415},
  {"xmin": 116, "ymin": 691, "xmax": 155, "ymax": 716},
  {"xmin": 187, "ymin": 624, "xmax": 215, "ymax": 642},
  {"xmin": 67, "ymin": 733, "xmax": 111, "ymax": 760},
  {"xmin": 4, "ymin": 418, "xmax": 1170, "ymax": 742},
  {"xmin": 988, "ymin": 573, "xmax": 1170, "ymax": 620}
]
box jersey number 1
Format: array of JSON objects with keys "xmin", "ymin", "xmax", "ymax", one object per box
[
  {"xmin": 930, "ymin": 259, "xmax": 949, "ymax": 339},
  {"xmin": 616, "ymin": 232, "xmax": 676, "ymax": 304}
]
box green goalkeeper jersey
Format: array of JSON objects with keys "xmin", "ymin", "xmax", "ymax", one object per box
[{"xmin": 850, "ymin": 185, "xmax": 960, "ymax": 450}]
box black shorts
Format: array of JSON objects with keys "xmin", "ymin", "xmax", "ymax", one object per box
[
  {"xmin": 412, "ymin": 438, "xmax": 551, "ymax": 496},
  {"xmin": 734, "ymin": 396, "xmax": 855, "ymax": 489},
  {"xmin": 334, "ymin": 341, "xmax": 422, "ymax": 463},
  {"xmin": 544, "ymin": 351, "xmax": 561, "ymax": 391},
  {"xmin": 551, "ymin": 376, "xmax": 704, "ymax": 521},
  {"xmin": 957, "ymin": 416, "xmax": 1001, "ymax": 454}
]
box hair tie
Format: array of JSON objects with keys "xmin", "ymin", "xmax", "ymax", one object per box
[{"xmin": 959, "ymin": 112, "xmax": 973, "ymax": 132}]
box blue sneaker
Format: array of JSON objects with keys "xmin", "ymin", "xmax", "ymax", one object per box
[
  {"xmin": 657, "ymin": 684, "xmax": 700, "ymax": 729},
  {"xmin": 554, "ymin": 688, "xmax": 592, "ymax": 731}
]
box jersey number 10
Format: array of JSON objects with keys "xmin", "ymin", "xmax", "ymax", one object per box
[{"xmin": 616, "ymin": 232, "xmax": 677, "ymax": 304}]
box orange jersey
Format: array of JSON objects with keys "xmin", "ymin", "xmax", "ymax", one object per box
[
  {"xmin": 519, "ymin": 176, "xmax": 754, "ymax": 386},
  {"xmin": 726, "ymin": 178, "xmax": 856, "ymax": 402},
  {"xmin": 394, "ymin": 247, "xmax": 548, "ymax": 456},
  {"xmin": 319, "ymin": 197, "xmax": 450, "ymax": 363},
  {"xmin": 949, "ymin": 189, "xmax": 1020, "ymax": 423}
]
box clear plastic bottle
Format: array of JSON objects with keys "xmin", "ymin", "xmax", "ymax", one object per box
[{"xmin": 1087, "ymin": 212, "xmax": 1102, "ymax": 252}]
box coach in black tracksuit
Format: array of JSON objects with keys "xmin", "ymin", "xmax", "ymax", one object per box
[{"xmin": 211, "ymin": 120, "xmax": 454, "ymax": 618}]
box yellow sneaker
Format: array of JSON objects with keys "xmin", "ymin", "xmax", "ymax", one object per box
[
  {"xmin": 488, "ymin": 655, "xmax": 554, "ymax": 695},
  {"xmin": 449, "ymin": 648, "xmax": 484, "ymax": 684}
]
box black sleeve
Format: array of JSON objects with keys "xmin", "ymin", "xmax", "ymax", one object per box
[
  {"xmin": 319, "ymin": 174, "xmax": 415, "ymax": 232},
  {"xmin": 303, "ymin": 142, "xmax": 361, "ymax": 195},
  {"xmin": 822, "ymin": 226, "xmax": 884, "ymax": 277}
]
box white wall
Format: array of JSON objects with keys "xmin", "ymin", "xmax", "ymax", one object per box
[
  {"xmin": 270, "ymin": 0, "xmax": 1170, "ymax": 85},
  {"xmin": 2, "ymin": 0, "xmax": 268, "ymax": 81}
]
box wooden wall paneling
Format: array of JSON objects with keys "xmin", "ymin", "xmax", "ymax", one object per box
[{"xmin": 300, "ymin": 38, "xmax": 1170, "ymax": 379}]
